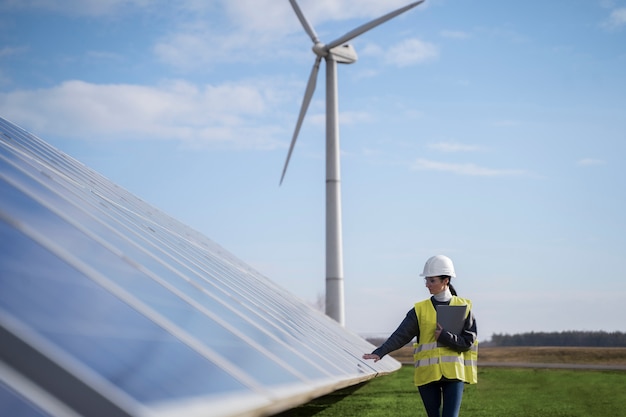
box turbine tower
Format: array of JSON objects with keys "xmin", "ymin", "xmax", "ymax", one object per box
[{"xmin": 281, "ymin": 0, "xmax": 425, "ymax": 325}]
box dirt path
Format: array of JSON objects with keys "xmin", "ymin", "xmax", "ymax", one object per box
[
  {"xmin": 390, "ymin": 346, "xmax": 626, "ymax": 371},
  {"xmin": 479, "ymin": 362, "xmax": 626, "ymax": 370}
]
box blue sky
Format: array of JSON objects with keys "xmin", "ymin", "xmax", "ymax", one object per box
[{"xmin": 1, "ymin": 0, "xmax": 625, "ymax": 341}]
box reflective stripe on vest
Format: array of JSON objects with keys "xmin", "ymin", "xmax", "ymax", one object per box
[
  {"xmin": 412, "ymin": 297, "xmax": 478, "ymax": 386},
  {"xmin": 414, "ymin": 344, "xmax": 479, "ymax": 367}
]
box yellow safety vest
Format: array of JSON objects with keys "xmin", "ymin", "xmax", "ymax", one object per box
[{"xmin": 412, "ymin": 296, "xmax": 478, "ymax": 386}]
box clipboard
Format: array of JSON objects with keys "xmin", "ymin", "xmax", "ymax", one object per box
[{"xmin": 436, "ymin": 305, "xmax": 467, "ymax": 347}]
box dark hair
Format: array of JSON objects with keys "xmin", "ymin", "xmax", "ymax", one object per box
[{"xmin": 440, "ymin": 275, "xmax": 457, "ymax": 296}]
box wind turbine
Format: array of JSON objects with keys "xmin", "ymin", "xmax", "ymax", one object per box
[{"xmin": 281, "ymin": 0, "xmax": 425, "ymax": 326}]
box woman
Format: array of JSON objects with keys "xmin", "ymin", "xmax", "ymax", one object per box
[{"xmin": 363, "ymin": 255, "xmax": 478, "ymax": 417}]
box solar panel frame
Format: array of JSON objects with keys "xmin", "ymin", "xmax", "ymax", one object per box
[{"xmin": 0, "ymin": 361, "xmax": 84, "ymax": 417}]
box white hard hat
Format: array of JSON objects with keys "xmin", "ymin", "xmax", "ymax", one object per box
[{"xmin": 420, "ymin": 255, "xmax": 456, "ymax": 278}]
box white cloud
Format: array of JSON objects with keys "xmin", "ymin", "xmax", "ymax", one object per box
[
  {"xmin": 85, "ymin": 51, "xmax": 124, "ymax": 62},
  {"xmin": 224, "ymin": 0, "xmax": 300, "ymax": 33},
  {"xmin": 0, "ymin": 46, "xmax": 28, "ymax": 58},
  {"xmin": 412, "ymin": 158, "xmax": 527, "ymax": 176},
  {"xmin": 154, "ymin": 1, "xmax": 428, "ymax": 72},
  {"xmin": 339, "ymin": 111, "xmax": 371, "ymax": 125},
  {"xmin": 4, "ymin": 0, "xmax": 426, "ymax": 73},
  {"xmin": 607, "ymin": 7, "xmax": 626, "ymax": 28},
  {"xmin": 152, "ymin": 3, "xmax": 302, "ymax": 72},
  {"xmin": 440, "ymin": 30, "xmax": 470, "ymax": 39},
  {"xmin": 353, "ymin": 68, "xmax": 381, "ymax": 80},
  {"xmin": 0, "ymin": 0, "xmax": 425, "ymax": 30},
  {"xmin": 491, "ymin": 119, "xmax": 520, "ymax": 127},
  {"xmin": 361, "ymin": 43, "xmax": 384, "ymax": 56},
  {"xmin": 0, "ymin": 80, "xmax": 286, "ymax": 149},
  {"xmin": 0, "ymin": 0, "xmax": 153, "ymax": 16},
  {"xmin": 154, "ymin": 31, "xmax": 228, "ymax": 71},
  {"xmin": 289, "ymin": 0, "xmax": 426, "ymax": 23},
  {"xmin": 383, "ymin": 38, "xmax": 439, "ymax": 67},
  {"xmin": 577, "ymin": 158, "xmax": 606, "ymax": 166},
  {"xmin": 428, "ymin": 142, "xmax": 483, "ymax": 152}
]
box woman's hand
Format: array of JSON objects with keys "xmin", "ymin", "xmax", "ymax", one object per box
[{"xmin": 362, "ymin": 353, "xmax": 381, "ymax": 362}]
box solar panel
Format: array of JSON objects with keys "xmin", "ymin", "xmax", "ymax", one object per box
[{"xmin": 0, "ymin": 116, "xmax": 400, "ymax": 417}]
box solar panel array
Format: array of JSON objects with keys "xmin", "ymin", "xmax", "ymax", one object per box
[{"xmin": 0, "ymin": 117, "xmax": 400, "ymax": 417}]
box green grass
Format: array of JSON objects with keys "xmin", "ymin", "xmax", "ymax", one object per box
[{"xmin": 277, "ymin": 365, "xmax": 626, "ymax": 416}]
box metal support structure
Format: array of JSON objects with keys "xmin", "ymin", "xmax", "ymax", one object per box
[{"xmin": 324, "ymin": 56, "xmax": 345, "ymax": 325}]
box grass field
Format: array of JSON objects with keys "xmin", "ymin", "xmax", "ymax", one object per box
[{"xmin": 277, "ymin": 347, "xmax": 626, "ymax": 416}]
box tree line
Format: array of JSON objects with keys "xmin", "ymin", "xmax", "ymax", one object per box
[{"xmin": 490, "ymin": 331, "xmax": 626, "ymax": 347}]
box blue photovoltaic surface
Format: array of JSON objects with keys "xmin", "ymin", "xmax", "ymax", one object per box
[{"xmin": 0, "ymin": 116, "xmax": 400, "ymax": 417}]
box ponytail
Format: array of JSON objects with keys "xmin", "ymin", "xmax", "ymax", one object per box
[
  {"xmin": 441, "ymin": 275, "xmax": 458, "ymax": 296},
  {"xmin": 449, "ymin": 283, "xmax": 458, "ymax": 296}
]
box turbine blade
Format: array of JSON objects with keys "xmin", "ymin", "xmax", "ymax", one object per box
[
  {"xmin": 280, "ymin": 57, "xmax": 322, "ymax": 185},
  {"xmin": 289, "ymin": 0, "xmax": 320, "ymax": 44},
  {"xmin": 326, "ymin": 0, "xmax": 425, "ymax": 50}
]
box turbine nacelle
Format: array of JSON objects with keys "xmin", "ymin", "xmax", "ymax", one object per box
[
  {"xmin": 329, "ymin": 44, "xmax": 358, "ymax": 64},
  {"xmin": 312, "ymin": 43, "xmax": 358, "ymax": 64}
]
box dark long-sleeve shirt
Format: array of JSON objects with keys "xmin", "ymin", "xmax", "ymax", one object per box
[{"xmin": 372, "ymin": 297, "xmax": 477, "ymax": 359}]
